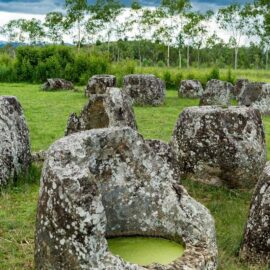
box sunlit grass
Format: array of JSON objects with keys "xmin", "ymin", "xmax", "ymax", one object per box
[{"xmin": 0, "ymin": 81, "xmax": 269, "ymax": 269}]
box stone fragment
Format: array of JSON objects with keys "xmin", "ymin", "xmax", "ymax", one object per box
[
  {"xmin": 65, "ymin": 87, "xmax": 137, "ymax": 135},
  {"xmin": 171, "ymin": 106, "xmax": 266, "ymax": 188},
  {"xmin": 35, "ymin": 127, "xmax": 217, "ymax": 270},
  {"xmin": 240, "ymin": 162, "xmax": 270, "ymax": 265},
  {"xmin": 238, "ymin": 82, "xmax": 270, "ymax": 114},
  {"xmin": 146, "ymin": 139, "xmax": 180, "ymax": 181},
  {"xmin": 0, "ymin": 96, "xmax": 31, "ymax": 186},
  {"xmin": 85, "ymin": 74, "xmax": 117, "ymax": 97},
  {"xmin": 200, "ymin": 79, "xmax": 234, "ymax": 106},
  {"xmin": 42, "ymin": 78, "xmax": 74, "ymax": 91},
  {"xmin": 234, "ymin": 79, "xmax": 249, "ymax": 98},
  {"xmin": 123, "ymin": 74, "xmax": 165, "ymax": 106},
  {"xmin": 178, "ymin": 80, "xmax": 203, "ymax": 98}
]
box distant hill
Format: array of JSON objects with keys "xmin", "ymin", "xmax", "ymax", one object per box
[{"xmin": 0, "ymin": 41, "xmax": 23, "ymax": 48}]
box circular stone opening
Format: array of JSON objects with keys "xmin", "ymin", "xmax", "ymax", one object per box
[{"xmin": 107, "ymin": 237, "xmax": 185, "ymax": 266}]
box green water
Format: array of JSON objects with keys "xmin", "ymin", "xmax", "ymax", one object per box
[{"xmin": 107, "ymin": 237, "xmax": 185, "ymax": 266}]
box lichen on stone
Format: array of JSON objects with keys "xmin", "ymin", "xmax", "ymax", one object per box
[{"xmin": 35, "ymin": 127, "xmax": 217, "ymax": 270}]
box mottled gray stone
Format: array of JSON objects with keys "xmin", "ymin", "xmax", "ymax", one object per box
[
  {"xmin": 146, "ymin": 139, "xmax": 180, "ymax": 181},
  {"xmin": 240, "ymin": 162, "xmax": 270, "ymax": 265},
  {"xmin": 178, "ymin": 80, "xmax": 203, "ymax": 98},
  {"xmin": 234, "ymin": 79, "xmax": 249, "ymax": 98},
  {"xmin": 85, "ymin": 74, "xmax": 116, "ymax": 97},
  {"xmin": 65, "ymin": 87, "xmax": 137, "ymax": 135},
  {"xmin": 0, "ymin": 96, "xmax": 31, "ymax": 186},
  {"xmin": 31, "ymin": 150, "xmax": 48, "ymax": 163},
  {"xmin": 42, "ymin": 78, "xmax": 74, "ymax": 91},
  {"xmin": 123, "ymin": 74, "xmax": 165, "ymax": 106},
  {"xmin": 35, "ymin": 127, "xmax": 217, "ymax": 270},
  {"xmin": 238, "ymin": 82, "xmax": 270, "ymax": 115},
  {"xmin": 200, "ymin": 79, "xmax": 234, "ymax": 106},
  {"xmin": 171, "ymin": 106, "xmax": 266, "ymax": 188}
]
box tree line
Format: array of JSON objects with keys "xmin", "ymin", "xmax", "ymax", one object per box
[{"xmin": 0, "ymin": 0, "xmax": 269, "ymax": 70}]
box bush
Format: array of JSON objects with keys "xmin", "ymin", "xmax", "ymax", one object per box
[
  {"xmin": 226, "ymin": 68, "xmax": 236, "ymax": 84},
  {"xmin": 163, "ymin": 71, "xmax": 174, "ymax": 88},
  {"xmin": 10, "ymin": 45, "xmax": 109, "ymax": 84},
  {"xmin": 157, "ymin": 60, "xmax": 165, "ymax": 67},
  {"xmin": 207, "ymin": 67, "xmax": 220, "ymax": 82}
]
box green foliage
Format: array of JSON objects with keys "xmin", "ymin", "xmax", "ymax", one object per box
[
  {"xmin": 6, "ymin": 45, "xmax": 109, "ymax": 84},
  {"xmin": 163, "ymin": 71, "xmax": 174, "ymax": 88},
  {"xmin": 207, "ymin": 67, "xmax": 220, "ymax": 81},
  {"xmin": 226, "ymin": 68, "xmax": 236, "ymax": 84}
]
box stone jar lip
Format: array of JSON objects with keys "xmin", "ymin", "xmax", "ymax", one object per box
[
  {"xmin": 91, "ymin": 74, "xmax": 115, "ymax": 78},
  {"xmin": 106, "ymin": 232, "xmax": 185, "ymax": 246}
]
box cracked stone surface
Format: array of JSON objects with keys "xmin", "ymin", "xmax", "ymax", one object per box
[
  {"xmin": 145, "ymin": 139, "xmax": 180, "ymax": 181},
  {"xmin": 85, "ymin": 75, "xmax": 116, "ymax": 97},
  {"xmin": 233, "ymin": 79, "xmax": 249, "ymax": 98},
  {"xmin": 171, "ymin": 106, "xmax": 266, "ymax": 188},
  {"xmin": 35, "ymin": 127, "xmax": 217, "ymax": 270},
  {"xmin": 0, "ymin": 96, "xmax": 31, "ymax": 187},
  {"xmin": 238, "ymin": 82, "xmax": 270, "ymax": 115},
  {"xmin": 240, "ymin": 162, "xmax": 270, "ymax": 265},
  {"xmin": 123, "ymin": 74, "xmax": 165, "ymax": 106},
  {"xmin": 65, "ymin": 87, "xmax": 137, "ymax": 135},
  {"xmin": 178, "ymin": 80, "xmax": 203, "ymax": 98},
  {"xmin": 200, "ymin": 79, "xmax": 234, "ymax": 106},
  {"xmin": 42, "ymin": 78, "xmax": 74, "ymax": 91}
]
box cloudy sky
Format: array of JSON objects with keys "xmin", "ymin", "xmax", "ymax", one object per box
[
  {"xmin": 0, "ymin": 0, "xmax": 251, "ymax": 43},
  {"xmin": 0, "ymin": 0, "xmax": 250, "ymax": 14}
]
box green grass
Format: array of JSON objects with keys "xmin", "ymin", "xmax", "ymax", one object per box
[
  {"xmin": 0, "ymin": 81, "xmax": 269, "ymax": 270},
  {"xmin": 0, "ymin": 83, "xmax": 86, "ymax": 151}
]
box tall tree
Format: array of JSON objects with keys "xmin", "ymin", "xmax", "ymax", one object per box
[
  {"xmin": 24, "ymin": 19, "xmax": 45, "ymax": 45},
  {"xmin": 254, "ymin": 0, "xmax": 270, "ymax": 69},
  {"xmin": 0, "ymin": 19, "xmax": 27, "ymax": 43},
  {"xmin": 44, "ymin": 12, "xmax": 65, "ymax": 44},
  {"xmin": 158, "ymin": 0, "xmax": 191, "ymax": 67},
  {"xmin": 65, "ymin": 0, "xmax": 89, "ymax": 50},
  {"xmin": 217, "ymin": 3, "xmax": 251, "ymax": 69},
  {"xmin": 91, "ymin": 0, "xmax": 123, "ymax": 53},
  {"xmin": 184, "ymin": 11, "xmax": 212, "ymax": 68}
]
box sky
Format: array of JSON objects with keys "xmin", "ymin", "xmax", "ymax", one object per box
[
  {"xmin": 0, "ymin": 0, "xmax": 251, "ymax": 44},
  {"xmin": 0, "ymin": 0, "xmax": 250, "ymax": 15}
]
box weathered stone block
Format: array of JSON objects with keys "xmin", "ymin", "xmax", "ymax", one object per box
[
  {"xmin": 238, "ymin": 82, "xmax": 270, "ymax": 115},
  {"xmin": 200, "ymin": 79, "xmax": 234, "ymax": 106},
  {"xmin": 42, "ymin": 78, "xmax": 74, "ymax": 91},
  {"xmin": 178, "ymin": 80, "xmax": 203, "ymax": 98},
  {"xmin": 65, "ymin": 87, "xmax": 137, "ymax": 135},
  {"xmin": 35, "ymin": 127, "xmax": 217, "ymax": 270},
  {"xmin": 85, "ymin": 74, "xmax": 116, "ymax": 97},
  {"xmin": 171, "ymin": 106, "xmax": 266, "ymax": 188},
  {"xmin": 234, "ymin": 78, "xmax": 249, "ymax": 98},
  {"xmin": 240, "ymin": 162, "xmax": 270, "ymax": 265},
  {"xmin": 123, "ymin": 74, "xmax": 165, "ymax": 106},
  {"xmin": 0, "ymin": 96, "xmax": 31, "ymax": 186},
  {"xmin": 146, "ymin": 139, "xmax": 180, "ymax": 181}
]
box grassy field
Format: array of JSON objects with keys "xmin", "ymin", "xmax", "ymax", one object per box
[{"xmin": 0, "ymin": 82, "xmax": 269, "ymax": 270}]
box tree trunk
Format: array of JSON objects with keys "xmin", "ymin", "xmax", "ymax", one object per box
[
  {"xmin": 77, "ymin": 20, "xmax": 81, "ymax": 52},
  {"xmin": 167, "ymin": 45, "xmax": 170, "ymax": 67},
  {"xmin": 178, "ymin": 48, "xmax": 182, "ymax": 69},
  {"xmin": 107, "ymin": 32, "xmax": 110, "ymax": 54},
  {"xmin": 139, "ymin": 40, "xmax": 142, "ymax": 68},
  {"xmin": 197, "ymin": 49, "xmax": 200, "ymax": 68},
  {"xmin": 266, "ymin": 50, "xmax": 269, "ymax": 70},
  {"xmin": 234, "ymin": 46, "xmax": 238, "ymax": 70},
  {"xmin": 187, "ymin": 46, "xmax": 190, "ymax": 69}
]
